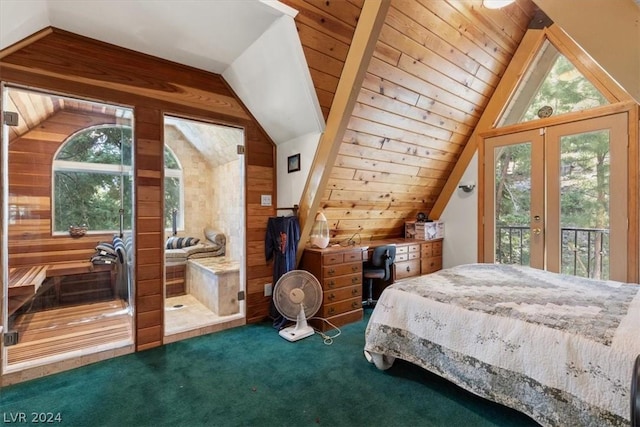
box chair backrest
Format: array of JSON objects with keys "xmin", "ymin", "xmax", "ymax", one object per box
[{"xmin": 369, "ymin": 245, "xmax": 396, "ymax": 281}]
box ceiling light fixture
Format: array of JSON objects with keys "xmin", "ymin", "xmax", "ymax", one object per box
[{"xmin": 483, "ymin": 0, "xmax": 516, "ymax": 9}]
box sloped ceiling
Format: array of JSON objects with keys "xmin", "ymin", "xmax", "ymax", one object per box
[
  {"xmin": 0, "ymin": 0, "xmax": 324, "ymax": 145},
  {"xmin": 2, "ymin": 0, "xmax": 637, "ymax": 245},
  {"xmin": 290, "ymin": 0, "xmax": 539, "ymax": 241}
]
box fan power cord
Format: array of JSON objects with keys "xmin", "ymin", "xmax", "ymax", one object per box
[{"xmin": 310, "ymin": 317, "xmax": 341, "ymax": 345}]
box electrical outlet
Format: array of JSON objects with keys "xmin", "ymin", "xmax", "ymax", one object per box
[
  {"xmin": 261, "ymin": 194, "xmax": 272, "ymax": 206},
  {"xmin": 264, "ymin": 283, "xmax": 272, "ymax": 296}
]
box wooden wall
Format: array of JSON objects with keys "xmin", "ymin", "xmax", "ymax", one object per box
[
  {"xmin": 7, "ymin": 109, "xmax": 115, "ymax": 268},
  {"xmin": 280, "ymin": 0, "xmax": 363, "ymax": 121},
  {"xmin": 288, "ymin": 0, "xmax": 537, "ymax": 243},
  {"xmin": 0, "ymin": 28, "xmax": 277, "ymax": 350}
]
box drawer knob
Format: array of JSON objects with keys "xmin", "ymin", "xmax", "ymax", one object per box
[
  {"xmin": 328, "ymin": 293, "xmax": 336, "ymax": 301},
  {"xmin": 406, "ymin": 265, "xmax": 411, "ymax": 272},
  {"xmin": 351, "ymin": 276, "xmax": 359, "ymax": 284},
  {"xmin": 352, "ymin": 288, "xmax": 359, "ymax": 296},
  {"xmin": 328, "ymin": 268, "xmax": 335, "ymax": 275},
  {"xmin": 329, "ymin": 307, "xmax": 335, "ymax": 315},
  {"xmin": 352, "ymin": 265, "xmax": 358, "ymax": 272},
  {"xmin": 352, "ymin": 301, "xmax": 359, "ymax": 309},
  {"xmin": 328, "ymin": 280, "xmax": 335, "ymax": 289}
]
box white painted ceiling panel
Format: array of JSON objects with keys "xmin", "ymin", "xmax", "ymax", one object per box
[
  {"xmin": 223, "ymin": 15, "xmax": 325, "ymax": 144},
  {"xmin": 0, "ymin": 0, "xmax": 323, "ymax": 145}
]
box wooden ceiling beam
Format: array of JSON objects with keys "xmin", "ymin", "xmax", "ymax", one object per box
[{"xmin": 295, "ymin": 0, "xmax": 391, "ymax": 264}]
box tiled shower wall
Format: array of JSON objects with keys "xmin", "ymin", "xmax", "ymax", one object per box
[
  {"xmin": 165, "ymin": 128, "xmax": 213, "ymax": 242},
  {"xmin": 165, "ymin": 127, "xmax": 242, "ymax": 260},
  {"xmin": 210, "ymin": 158, "xmax": 243, "ymax": 261}
]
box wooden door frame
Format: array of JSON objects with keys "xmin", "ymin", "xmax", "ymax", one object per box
[
  {"xmin": 479, "ymin": 105, "xmax": 636, "ymax": 282},
  {"xmin": 545, "ymin": 112, "xmax": 628, "ymax": 281},
  {"xmin": 483, "ymin": 129, "xmax": 545, "ymax": 268}
]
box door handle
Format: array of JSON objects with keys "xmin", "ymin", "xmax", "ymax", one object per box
[{"xmin": 532, "ymin": 228, "xmax": 542, "ymax": 235}]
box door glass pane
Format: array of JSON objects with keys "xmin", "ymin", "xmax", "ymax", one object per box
[
  {"xmin": 3, "ymin": 87, "xmax": 134, "ymax": 372},
  {"xmin": 560, "ymin": 130, "xmax": 610, "ymax": 279},
  {"xmin": 494, "ymin": 143, "xmax": 532, "ymax": 266},
  {"xmin": 500, "ymin": 40, "xmax": 608, "ymax": 126},
  {"xmin": 163, "ymin": 116, "xmax": 245, "ymax": 339}
]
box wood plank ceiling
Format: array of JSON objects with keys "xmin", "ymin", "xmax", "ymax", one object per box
[
  {"xmin": 283, "ymin": 0, "xmax": 538, "ymax": 243},
  {"xmin": 4, "ymin": 0, "xmax": 539, "ymax": 245}
]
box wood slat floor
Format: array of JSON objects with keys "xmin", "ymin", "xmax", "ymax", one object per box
[{"xmin": 7, "ymin": 299, "xmax": 132, "ymax": 366}]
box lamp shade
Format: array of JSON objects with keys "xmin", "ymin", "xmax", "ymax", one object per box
[
  {"xmin": 483, "ymin": 0, "xmax": 515, "ymax": 9},
  {"xmin": 310, "ymin": 212, "xmax": 330, "ymax": 249}
]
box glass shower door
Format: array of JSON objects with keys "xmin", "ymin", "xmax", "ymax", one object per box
[{"xmin": 2, "ymin": 86, "xmax": 135, "ymax": 373}]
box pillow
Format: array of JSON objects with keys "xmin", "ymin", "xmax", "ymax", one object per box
[
  {"xmin": 113, "ymin": 236, "xmax": 126, "ymax": 264},
  {"xmin": 96, "ymin": 242, "xmax": 116, "ymax": 257},
  {"xmin": 204, "ymin": 228, "xmax": 226, "ymax": 246},
  {"xmin": 166, "ymin": 236, "xmax": 200, "ymax": 250}
]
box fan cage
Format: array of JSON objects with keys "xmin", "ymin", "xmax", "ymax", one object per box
[{"xmin": 273, "ymin": 270, "xmax": 322, "ymax": 320}]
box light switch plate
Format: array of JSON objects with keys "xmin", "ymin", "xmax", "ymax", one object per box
[{"xmin": 261, "ymin": 194, "xmax": 272, "ymax": 206}]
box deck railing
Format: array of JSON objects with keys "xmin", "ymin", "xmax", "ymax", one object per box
[{"xmin": 496, "ymin": 225, "xmax": 609, "ymax": 279}]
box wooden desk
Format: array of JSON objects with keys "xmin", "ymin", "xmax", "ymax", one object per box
[
  {"xmin": 361, "ymin": 238, "xmax": 443, "ymax": 281},
  {"xmin": 300, "ymin": 238, "xmax": 443, "ymax": 330}
]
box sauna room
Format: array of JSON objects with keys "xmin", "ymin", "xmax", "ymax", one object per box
[
  {"xmin": 1, "ymin": 86, "xmax": 251, "ymax": 371},
  {"xmin": 3, "ymin": 87, "xmax": 136, "ymax": 372}
]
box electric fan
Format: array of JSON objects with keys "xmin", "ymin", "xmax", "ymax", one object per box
[{"xmin": 273, "ymin": 270, "xmax": 323, "ymax": 342}]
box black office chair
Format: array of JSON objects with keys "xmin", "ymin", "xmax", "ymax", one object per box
[{"xmin": 362, "ymin": 245, "xmax": 396, "ymax": 308}]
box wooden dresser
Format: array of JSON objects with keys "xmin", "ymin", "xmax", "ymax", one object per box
[
  {"xmin": 300, "ymin": 245, "xmax": 365, "ymax": 331},
  {"xmin": 393, "ymin": 239, "xmax": 443, "ymax": 280},
  {"xmin": 300, "ymin": 238, "xmax": 443, "ymax": 330}
]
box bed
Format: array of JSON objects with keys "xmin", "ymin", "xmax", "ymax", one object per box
[{"xmin": 364, "ymin": 263, "xmax": 640, "ymax": 426}]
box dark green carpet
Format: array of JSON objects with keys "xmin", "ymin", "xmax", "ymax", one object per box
[{"xmin": 0, "ymin": 314, "xmax": 539, "ymax": 426}]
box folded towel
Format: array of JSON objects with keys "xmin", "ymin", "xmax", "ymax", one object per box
[{"xmin": 204, "ymin": 228, "xmax": 225, "ymax": 249}]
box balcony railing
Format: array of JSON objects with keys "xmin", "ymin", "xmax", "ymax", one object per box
[{"xmin": 496, "ymin": 225, "xmax": 609, "ymax": 279}]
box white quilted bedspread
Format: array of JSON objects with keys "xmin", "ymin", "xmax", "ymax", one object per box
[{"xmin": 364, "ymin": 263, "xmax": 640, "ymax": 426}]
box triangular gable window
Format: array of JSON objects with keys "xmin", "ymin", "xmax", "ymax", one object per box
[{"xmin": 499, "ymin": 40, "xmax": 608, "ymax": 126}]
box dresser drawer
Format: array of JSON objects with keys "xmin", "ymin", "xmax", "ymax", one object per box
[
  {"xmin": 343, "ymin": 250, "xmax": 362, "ymax": 262},
  {"xmin": 421, "ymin": 242, "xmax": 433, "ymax": 257},
  {"xmin": 321, "ymin": 296, "xmax": 362, "ymax": 317},
  {"xmin": 310, "ymin": 309, "xmax": 362, "ymax": 332},
  {"xmin": 323, "ymin": 285, "xmax": 361, "ymax": 304},
  {"xmin": 323, "ymin": 253, "xmax": 343, "ymax": 265},
  {"xmin": 432, "ymin": 241, "xmax": 442, "ymax": 256},
  {"xmin": 408, "ymin": 244, "xmax": 420, "ymax": 253},
  {"xmin": 323, "ymin": 262, "xmax": 362, "ymax": 278},
  {"xmin": 324, "ymin": 274, "xmax": 361, "ymax": 290},
  {"xmin": 395, "ymin": 259, "xmax": 420, "ymax": 280},
  {"xmin": 421, "ymin": 256, "xmax": 442, "ymax": 274},
  {"xmin": 422, "ymin": 240, "xmax": 443, "ymax": 257}
]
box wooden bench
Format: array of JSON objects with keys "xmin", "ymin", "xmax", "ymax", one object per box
[
  {"xmin": 8, "ymin": 266, "xmax": 48, "ymax": 315},
  {"xmin": 8, "ymin": 262, "xmax": 116, "ymax": 315}
]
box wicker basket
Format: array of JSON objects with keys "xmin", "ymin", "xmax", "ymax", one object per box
[{"xmin": 69, "ymin": 225, "xmax": 88, "ymax": 237}]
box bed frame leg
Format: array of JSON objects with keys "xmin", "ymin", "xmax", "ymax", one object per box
[{"xmin": 632, "ymin": 354, "xmax": 640, "ymax": 426}]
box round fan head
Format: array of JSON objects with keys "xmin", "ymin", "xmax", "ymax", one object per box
[{"xmin": 273, "ymin": 270, "xmax": 322, "ymax": 321}]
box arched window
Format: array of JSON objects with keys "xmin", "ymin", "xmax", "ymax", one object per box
[{"xmin": 52, "ymin": 125, "xmax": 183, "ymax": 233}]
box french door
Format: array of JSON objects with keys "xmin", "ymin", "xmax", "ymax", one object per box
[{"xmin": 484, "ymin": 113, "xmax": 628, "ymax": 281}]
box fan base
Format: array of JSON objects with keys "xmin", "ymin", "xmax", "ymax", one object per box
[{"xmin": 279, "ymin": 325, "xmax": 314, "ymax": 342}]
